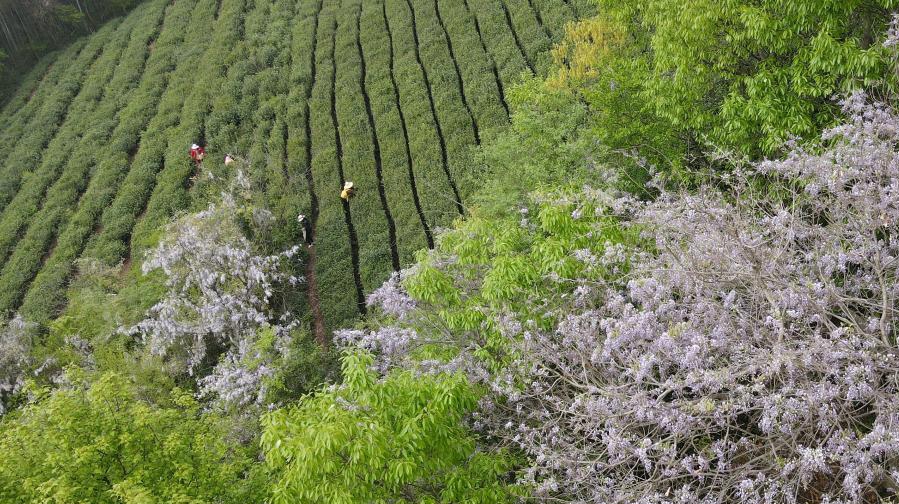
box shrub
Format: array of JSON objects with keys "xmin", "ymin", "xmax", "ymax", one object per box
[
  {"xmin": 261, "ymin": 351, "xmax": 519, "ymax": 504},
  {"xmin": 0, "ymin": 371, "xmax": 266, "ymax": 503}
]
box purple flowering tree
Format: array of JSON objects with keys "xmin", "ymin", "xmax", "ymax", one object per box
[
  {"xmin": 484, "ymin": 95, "xmax": 899, "ymax": 503},
  {"xmin": 353, "ymin": 96, "xmax": 899, "ymax": 503}
]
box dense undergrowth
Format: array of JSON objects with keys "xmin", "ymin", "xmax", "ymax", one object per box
[{"xmin": 2, "ymin": 0, "xmax": 899, "ymax": 503}]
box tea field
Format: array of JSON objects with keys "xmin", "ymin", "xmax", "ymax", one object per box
[{"xmin": 0, "ymin": 0, "xmax": 588, "ymax": 332}]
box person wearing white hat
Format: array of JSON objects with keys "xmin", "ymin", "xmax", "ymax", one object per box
[
  {"xmin": 297, "ymin": 213, "xmax": 313, "ymax": 246},
  {"xmin": 189, "ymin": 143, "xmax": 206, "ymax": 166}
]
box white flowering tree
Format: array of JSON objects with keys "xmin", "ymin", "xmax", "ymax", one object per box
[
  {"xmin": 0, "ymin": 315, "xmax": 35, "ymax": 415},
  {"xmin": 128, "ymin": 173, "xmax": 301, "ymax": 409},
  {"xmin": 481, "ymin": 95, "xmax": 899, "ymax": 503}
]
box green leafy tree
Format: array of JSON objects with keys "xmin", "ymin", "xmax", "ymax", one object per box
[
  {"xmin": 262, "ymin": 351, "xmax": 518, "ymax": 504},
  {"xmin": 0, "ymin": 371, "xmax": 266, "ymax": 504},
  {"xmin": 53, "ymin": 4, "xmax": 86, "ymax": 31},
  {"xmin": 595, "ymin": 0, "xmax": 899, "ymax": 155},
  {"xmin": 545, "ymin": 16, "xmax": 686, "ymax": 174}
]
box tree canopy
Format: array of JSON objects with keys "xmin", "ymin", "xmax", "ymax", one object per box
[{"xmin": 0, "ymin": 0, "xmax": 143, "ymax": 100}]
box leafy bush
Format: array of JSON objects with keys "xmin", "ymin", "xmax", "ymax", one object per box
[
  {"xmin": 627, "ymin": 0, "xmax": 897, "ymax": 155},
  {"xmin": 0, "ymin": 371, "xmax": 266, "ymax": 503},
  {"xmin": 547, "ymin": 15, "xmax": 686, "ymax": 176},
  {"xmin": 473, "ymin": 78, "xmax": 603, "ymax": 214},
  {"xmin": 547, "ymin": 0, "xmax": 899, "ymax": 167},
  {"xmin": 262, "ymin": 351, "xmax": 518, "ymax": 504}
]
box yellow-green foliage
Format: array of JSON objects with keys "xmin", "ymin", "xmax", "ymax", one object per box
[
  {"xmin": 0, "ymin": 372, "xmax": 266, "ymax": 503},
  {"xmin": 262, "ymin": 351, "xmax": 518, "ymax": 504},
  {"xmin": 585, "ymin": 0, "xmax": 899, "ymax": 156},
  {"xmin": 548, "ymin": 17, "xmax": 624, "ymax": 87}
]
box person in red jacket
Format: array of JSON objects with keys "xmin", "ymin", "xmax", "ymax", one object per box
[{"xmin": 189, "ymin": 143, "xmax": 206, "ymax": 166}]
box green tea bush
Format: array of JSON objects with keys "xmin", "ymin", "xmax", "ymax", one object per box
[
  {"xmin": 0, "ymin": 0, "xmax": 578, "ymax": 332},
  {"xmin": 0, "ymin": 40, "xmax": 116, "ymax": 250},
  {"xmin": 498, "ymin": 0, "xmax": 553, "ymax": 73},
  {"xmin": 384, "ymin": 0, "xmax": 463, "ymax": 226},
  {"xmin": 279, "ymin": 0, "xmax": 319, "ymax": 234},
  {"xmin": 528, "ymin": 0, "xmax": 577, "ymax": 40},
  {"xmin": 407, "ymin": 0, "xmax": 478, "ymax": 196},
  {"xmin": 0, "ymin": 54, "xmax": 56, "ymax": 150},
  {"xmin": 129, "ymin": 0, "xmax": 220, "ymax": 255},
  {"xmin": 0, "ymin": 22, "xmax": 129, "ymax": 269},
  {"xmin": 83, "ymin": 0, "xmax": 204, "ymax": 265},
  {"xmin": 308, "ymin": 3, "xmax": 361, "ymax": 328},
  {"xmin": 0, "ymin": 5, "xmax": 161, "ymax": 314},
  {"xmin": 268, "ymin": 0, "xmax": 322, "ymax": 336},
  {"xmin": 336, "ymin": 0, "xmax": 399, "ymax": 289},
  {"xmin": 0, "ymin": 33, "xmax": 110, "ymax": 214},
  {"xmin": 360, "ymin": 0, "xmax": 432, "ymax": 257},
  {"xmin": 469, "ymin": 0, "xmax": 535, "ymax": 76},
  {"xmin": 442, "ymin": 0, "xmax": 516, "ymax": 120},
  {"xmin": 19, "ymin": 0, "xmax": 170, "ymax": 323}
]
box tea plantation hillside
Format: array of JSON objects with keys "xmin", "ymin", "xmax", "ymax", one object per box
[{"xmin": 0, "ymin": 0, "xmax": 588, "ymax": 332}]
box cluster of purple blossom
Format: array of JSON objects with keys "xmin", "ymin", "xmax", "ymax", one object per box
[
  {"xmin": 337, "ymin": 271, "xmax": 492, "ymax": 380},
  {"xmin": 364, "ymin": 272, "xmax": 418, "ymax": 321},
  {"xmin": 198, "ymin": 338, "xmax": 274, "ymax": 408},
  {"xmin": 359, "ymin": 96, "xmax": 899, "ymax": 503},
  {"xmin": 885, "ymin": 14, "xmax": 899, "ymax": 48}
]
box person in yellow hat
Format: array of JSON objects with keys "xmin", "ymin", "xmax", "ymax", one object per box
[{"xmin": 340, "ymin": 181, "xmax": 356, "ymax": 201}]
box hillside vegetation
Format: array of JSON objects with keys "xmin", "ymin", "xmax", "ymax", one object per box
[{"xmin": 3, "ymin": 0, "xmax": 899, "ymax": 503}]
